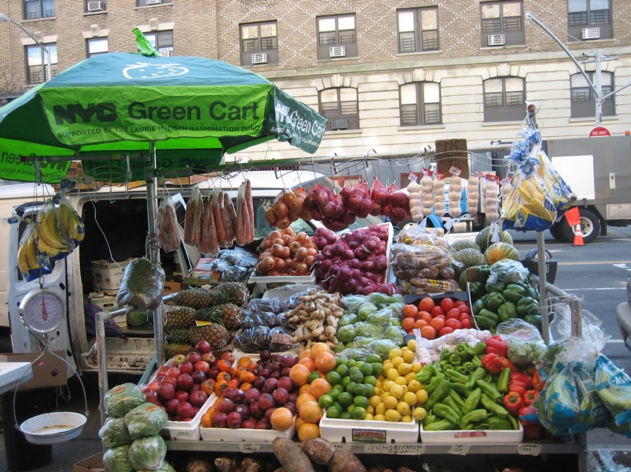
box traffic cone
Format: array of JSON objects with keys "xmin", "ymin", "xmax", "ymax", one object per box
[{"xmin": 565, "ymin": 207, "xmax": 584, "ymax": 246}]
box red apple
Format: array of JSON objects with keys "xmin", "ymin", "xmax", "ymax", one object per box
[
  {"xmin": 273, "ymin": 388, "xmax": 289, "ymax": 406},
  {"xmin": 220, "ymin": 351, "xmax": 235, "ymax": 364},
  {"xmin": 191, "ymin": 370, "xmax": 206, "ymax": 384},
  {"xmin": 166, "ymin": 367, "xmax": 181, "ymax": 379},
  {"xmin": 263, "ymin": 378, "xmax": 279, "ymax": 393},
  {"xmin": 207, "ymin": 366, "xmax": 220, "ymax": 380},
  {"xmin": 195, "ymin": 340, "xmax": 212, "ymax": 354},
  {"xmin": 175, "ymin": 390, "xmax": 189, "ymax": 404},
  {"xmin": 213, "ymin": 412, "xmax": 227, "ymax": 428},
  {"xmin": 255, "ymin": 418, "xmax": 271, "ymax": 429},
  {"xmin": 217, "ymin": 398, "xmax": 235, "ymax": 414},
  {"xmin": 234, "ymin": 403, "xmax": 250, "ymax": 420},
  {"xmin": 176, "ymin": 401, "xmax": 195, "ymax": 420},
  {"xmin": 194, "ymin": 361, "xmax": 210, "ymax": 375},
  {"xmin": 277, "ymin": 377, "xmax": 294, "ymax": 392},
  {"xmin": 177, "ymin": 373, "xmax": 195, "ymax": 391},
  {"xmin": 186, "ymin": 351, "xmax": 202, "ymax": 364},
  {"xmin": 189, "ymin": 389, "xmax": 209, "ymax": 408},
  {"xmin": 171, "ymin": 354, "xmax": 187, "ymax": 368},
  {"xmin": 265, "ymin": 406, "xmax": 277, "ymax": 421},
  {"xmin": 284, "ymin": 401, "xmax": 296, "ymax": 415},
  {"xmin": 157, "ymin": 383, "xmax": 175, "ymax": 402},
  {"xmin": 201, "ymin": 352, "xmax": 216, "ymax": 366},
  {"xmin": 259, "ymin": 393, "xmax": 275, "ymax": 410},
  {"xmin": 249, "ymin": 402, "xmax": 264, "ymax": 419},
  {"xmin": 179, "ymin": 362, "xmax": 194, "ymax": 375},
  {"xmin": 161, "ymin": 376, "xmax": 178, "ymax": 388},
  {"xmin": 227, "ymin": 411, "xmax": 242, "ymax": 429},
  {"xmin": 143, "ymin": 389, "xmax": 160, "ymax": 405},
  {"xmin": 242, "ymin": 417, "xmax": 257, "ymax": 429},
  {"xmin": 244, "ymin": 388, "xmax": 261, "ymax": 404},
  {"xmin": 157, "ymin": 366, "xmax": 169, "ymax": 377},
  {"xmin": 146, "ymin": 380, "xmax": 160, "ymax": 392},
  {"xmin": 166, "ymin": 398, "xmax": 180, "ymax": 415}
]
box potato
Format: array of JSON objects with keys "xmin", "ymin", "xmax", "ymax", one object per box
[
  {"xmin": 327, "ymin": 449, "xmax": 367, "ymax": 472},
  {"xmin": 272, "ymin": 437, "xmax": 315, "ymax": 472},
  {"xmin": 301, "ymin": 437, "xmax": 336, "ymax": 465}
]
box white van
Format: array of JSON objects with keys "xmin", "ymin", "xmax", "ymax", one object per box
[{"xmin": 2, "ymin": 170, "xmax": 380, "ymax": 375}]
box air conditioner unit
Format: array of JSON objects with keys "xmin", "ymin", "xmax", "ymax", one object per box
[
  {"xmin": 582, "ymin": 27, "xmax": 601, "ymax": 39},
  {"xmin": 329, "ymin": 46, "xmax": 346, "ymax": 58},
  {"xmin": 87, "ymin": 1, "xmax": 104, "ymax": 11},
  {"xmin": 251, "ymin": 53, "xmax": 268, "ymax": 64},
  {"xmin": 488, "ymin": 34, "xmax": 505, "ymax": 46},
  {"xmin": 146, "ymin": 0, "xmax": 162, "ymax": 4}
]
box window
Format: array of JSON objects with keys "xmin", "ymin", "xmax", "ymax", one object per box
[
  {"xmin": 397, "ymin": 7, "xmax": 439, "ymax": 53},
  {"xmin": 319, "ymin": 88, "xmax": 359, "ymax": 131},
  {"xmin": 317, "ymin": 14, "xmax": 357, "ymax": 60},
  {"xmin": 24, "ymin": 0, "xmax": 55, "ymax": 19},
  {"xmin": 26, "ymin": 43, "xmax": 57, "ymax": 84},
  {"xmin": 568, "ymin": 0, "xmax": 612, "ymax": 41},
  {"xmin": 571, "ymin": 71, "xmax": 614, "ymax": 118},
  {"xmin": 483, "ymin": 77, "xmax": 525, "ymax": 122},
  {"xmin": 240, "ymin": 21, "xmax": 278, "ymax": 66},
  {"xmin": 85, "ymin": 0, "xmax": 106, "ymax": 12},
  {"xmin": 137, "ymin": 0, "xmax": 172, "ymax": 6},
  {"xmin": 87, "ymin": 38, "xmax": 108, "ymax": 57},
  {"xmin": 480, "ymin": 1, "xmax": 524, "ymax": 47},
  {"xmin": 144, "ymin": 31, "xmax": 173, "ymax": 57},
  {"xmin": 400, "ymin": 82, "xmax": 441, "ymax": 126}
]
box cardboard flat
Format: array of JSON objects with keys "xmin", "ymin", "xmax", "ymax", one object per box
[
  {"xmin": 0, "ymin": 350, "xmax": 67, "ymax": 391},
  {"xmin": 73, "ymin": 452, "xmax": 104, "ymax": 472}
]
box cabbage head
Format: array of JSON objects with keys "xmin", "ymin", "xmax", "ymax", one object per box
[
  {"xmin": 384, "ymin": 326, "xmax": 406, "ymax": 345},
  {"xmin": 125, "ymin": 402, "xmax": 168, "ymax": 439},
  {"xmin": 128, "ymin": 435, "xmax": 167, "ymax": 471},
  {"xmin": 389, "ymin": 317, "xmax": 402, "ymax": 327},
  {"xmin": 103, "ymin": 445, "xmax": 133, "ymax": 472},
  {"xmin": 338, "ymin": 314, "xmax": 358, "ymax": 328},
  {"xmin": 104, "ymin": 383, "xmax": 146, "ymax": 418},
  {"xmin": 98, "ymin": 417, "xmax": 131, "ymax": 448},
  {"xmin": 372, "ymin": 339, "xmax": 400, "ymax": 359},
  {"xmin": 355, "ymin": 322, "xmax": 382, "ymax": 338},
  {"xmin": 357, "ymin": 302, "xmax": 378, "ymax": 321},
  {"xmin": 343, "ymin": 295, "xmax": 367, "ymax": 312},
  {"xmin": 354, "ymin": 337, "xmax": 376, "ymax": 348},
  {"xmin": 337, "ymin": 324, "xmax": 357, "ymax": 344},
  {"xmin": 365, "ymin": 309, "xmax": 390, "ymax": 326},
  {"xmin": 368, "ymin": 293, "xmax": 404, "ymax": 306}
]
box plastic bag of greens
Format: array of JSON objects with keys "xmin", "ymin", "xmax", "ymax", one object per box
[
  {"xmin": 383, "ymin": 325, "xmax": 406, "ymax": 345},
  {"xmin": 116, "ymin": 258, "xmax": 166, "ymax": 311},
  {"xmin": 104, "ymin": 383, "xmax": 146, "ymax": 418},
  {"xmin": 372, "ymin": 339, "xmax": 400, "ymax": 359},
  {"xmin": 357, "ymin": 302, "xmax": 378, "ymax": 321},
  {"xmin": 342, "ymin": 294, "xmax": 366, "ymax": 312},
  {"xmin": 355, "ymin": 322, "xmax": 381, "ymax": 338},
  {"xmin": 365, "ymin": 308, "xmax": 393, "ymax": 327},
  {"xmin": 98, "ymin": 417, "xmax": 131, "ymax": 448},
  {"xmin": 128, "ymin": 435, "xmax": 167, "ymax": 471},
  {"xmin": 103, "ymin": 445, "xmax": 133, "ymax": 472},
  {"xmin": 367, "ymin": 292, "xmax": 404, "ymax": 306},
  {"xmin": 124, "ymin": 402, "xmax": 168, "ymax": 439},
  {"xmin": 595, "ymin": 354, "xmax": 631, "ymax": 426},
  {"xmin": 336, "ymin": 324, "xmax": 357, "ymax": 344},
  {"xmin": 497, "ymin": 318, "xmax": 547, "ymax": 366},
  {"xmin": 486, "ymin": 259, "xmax": 530, "ymax": 284}
]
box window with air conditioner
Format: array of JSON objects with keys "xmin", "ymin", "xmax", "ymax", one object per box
[
  {"xmin": 87, "ymin": 1, "xmax": 104, "ymax": 12},
  {"xmin": 483, "ymin": 76, "xmax": 525, "ymax": 122},
  {"xmin": 571, "ymin": 71, "xmax": 615, "ymax": 118},
  {"xmin": 480, "ymin": 1, "xmax": 524, "ymax": 47},
  {"xmin": 317, "ymin": 14, "xmax": 357, "ymax": 60},
  {"xmin": 568, "ymin": 0, "xmax": 612, "ymax": 41},
  {"xmin": 240, "ymin": 21, "xmax": 278, "ymax": 66},
  {"xmin": 319, "ymin": 87, "xmax": 359, "ymax": 131}
]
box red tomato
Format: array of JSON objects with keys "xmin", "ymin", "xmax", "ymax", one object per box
[
  {"xmin": 446, "ymin": 308, "xmax": 461, "ymax": 320},
  {"xmin": 430, "ymin": 306, "xmax": 444, "ymax": 318},
  {"xmin": 419, "ymin": 311, "xmax": 433, "ymax": 323},
  {"xmin": 459, "ymin": 313, "xmax": 472, "ymax": 322},
  {"xmin": 457, "ymin": 304, "xmax": 471, "ymax": 314},
  {"xmin": 445, "ymin": 318, "xmax": 462, "ymax": 330},
  {"xmin": 440, "ymin": 298, "xmax": 455, "ymax": 313},
  {"xmin": 454, "ymin": 300, "xmax": 467, "ymax": 308},
  {"xmin": 439, "ymin": 326, "xmax": 454, "ymax": 336},
  {"xmin": 460, "ymin": 318, "xmax": 472, "ymax": 329},
  {"xmin": 421, "ymin": 325, "xmax": 437, "ymax": 339},
  {"xmin": 430, "ymin": 317, "xmax": 446, "ymax": 332},
  {"xmin": 418, "ymin": 297, "xmax": 435, "ymax": 312}
]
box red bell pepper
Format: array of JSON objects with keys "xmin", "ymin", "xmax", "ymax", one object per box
[
  {"xmin": 523, "ymin": 390, "xmax": 539, "ymax": 406},
  {"xmin": 484, "ymin": 335, "xmax": 508, "ymax": 357},
  {"xmin": 511, "ymin": 371, "xmax": 533, "ymax": 389},
  {"xmin": 532, "ymin": 371, "xmax": 545, "ymax": 391},
  {"xmin": 508, "ymin": 380, "xmax": 526, "ymax": 397},
  {"xmin": 499, "ymin": 356, "xmax": 517, "ymax": 372},
  {"xmin": 518, "ymin": 406, "xmax": 542, "ymax": 439},
  {"xmin": 481, "ymin": 353, "xmax": 505, "ymax": 375},
  {"xmin": 503, "ymin": 391, "xmax": 524, "ymax": 415}
]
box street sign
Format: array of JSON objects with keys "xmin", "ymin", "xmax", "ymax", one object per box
[{"xmin": 589, "ymin": 126, "xmax": 611, "ymax": 137}]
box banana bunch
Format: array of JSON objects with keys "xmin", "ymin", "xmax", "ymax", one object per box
[
  {"xmin": 59, "ymin": 200, "xmax": 85, "ymax": 246},
  {"xmin": 36, "ymin": 201, "xmax": 73, "ymax": 259},
  {"xmin": 17, "ymin": 224, "xmax": 47, "ymax": 280},
  {"xmin": 595, "ymin": 354, "xmax": 631, "ymax": 426},
  {"xmin": 501, "ymin": 174, "xmax": 556, "ymax": 230}
]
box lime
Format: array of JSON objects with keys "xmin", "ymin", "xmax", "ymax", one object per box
[
  {"xmin": 353, "ymin": 396, "xmax": 370, "ymax": 409},
  {"xmin": 351, "ymin": 407, "xmax": 367, "ymax": 420},
  {"xmin": 347, "ymin": 404, "xmax": 356, "ymax": 414},
  {"xmin": 332, "ymin": 384, "xmax": 345, "ymax": 393},
  {"xmin": 364, "ymin": 375, "xmax": 377, "ymax": 386},
  {"xmin": 319, "ymin": 394, "xmax": 335, "ymax": 409},
  {"xmin": 336, "ymin": 356, "xmax": 346, "ymax": 367},
  {"xmin": 327, "ymin": 405, "xmax": 342, "ymax": 419},
  {"xmin": 338, "ymin": 392, "xmax": 354, "ymax": 407},
  {"xmin": 308, "ymin": 372, "xmax": 321, "ymax": 383},
  {"xmin": 364, "ymin": 384, "xmax": 375, "ymax": 398},
  {"xmin": 326, "ymin": 371, "xmax": 342, "ymax": 386},
  {"xmin": 371, "ymin": 363, "xmax": 384, "ymax": 377},
  {"xmin": 345, "ymin": 381, "xmax": 357, "ymax": 394},
  {"xmin": 341, "ymin": 376, "xmax": 351, "ymax": 387},
  {"xmin": 346, "ymin": 360, "xmax": 357, "ymax": 368},
  {"xmin": 336, "ymin": 364, "xmax": 349, "ymax": 377},
  {"xmin": 366, "ymin": 354, "xmax": 383, "ymax": 364},
  {"xmin": 359, "ymin": 363, "xmax": 374, "ymax": 376},
  {"xmin": 340, "ymin": 412, "xmax": 352, "ymax": 420},
  {"xmin": 352, "ymin": 383, "xmax": 367, "ymax": 397},
  {"xmin": 328, "ymin": 390, "xmax": 340, "ymax": 402},
  {"xmin": 349, "ymin": 369, "xmax": 364, "ymax": 384}
]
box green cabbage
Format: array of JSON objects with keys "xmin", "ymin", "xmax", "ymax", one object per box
[
  {"xmin": 103, "ymin": 445, "xmax": 133, "ymax": 472},
  {"xmin": 338, "ymin": 314, "xmax": 358, "ymax": 328},
  {"xmin": 368, "ymin": 293, "xmax": 404, "ymax": 306},
  {"xmin": 354, "ymin": 337, "xmax": 376, "ymax": 348},
  {"xmin": 365, "ymin": 309, "xmax": 390, "ymax": 326},
  {"xmin": 337, "ymin": 324, "xmax": 357, "ymax": 344},
  {"xmin": 355, "ymin": 322, "xmax": 382, "ymax": 338},
  {"xmin": 104, "ymin": 383, "xmax": 146, "ymax": 418},
  {"xmin": 124, "ymin": 402, "xmax": 168, "ymax": 439},
  {"xmin": 384, "ymin": 326, "xmax": 406, "ymax": 345},
  {"xmin": 98, "ymin": 417, "xmax": 131, "ymax": 448},
  {"xmin": 342, "ymin": 295, "xmax": 367, "ymax": 312},
  {"xmin": 357, "ymin": 302, "xmax": 378, "ymax": 321},
  {"xmin": 128, "ymin": 435, "xmax": 167, "ymax": 471},
  {"xmin": 372, "ymin": 339, "xmax": 400, "ymax": 359}
]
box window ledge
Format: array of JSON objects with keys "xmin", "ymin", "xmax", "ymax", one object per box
[
  {"xmin": 481, "ymin": 120, "xmax": 524, "ymax": 127},
  {"xmin": 397, "ymin": 124, "xmax": 445, "ymax": 132},
  {"xmin": 569, "ymin": 116, "xmax": 619, "ymax": 124},
  {"xmin": 480, "ymin": 44, "xmax": 528, "ymax": 51},
  {"xmin": 84, "ymin": 11, "xmax": 108, "ymax": 16},
  {"xmin": 22, "ymin": 17, "xmax": 56, "ymax": 23},
  {"xmin": 135, "ymin": 3, "xmax": 173, "ymax": 10},
  {"xmin": 396, "ymin": 50, "xmax": 442, "ymax": 58},
  {"xmin": 316, "ymin": 57, "xmax": 360, "ymax": 64},
  {"xmin": 324, "ymin": 129, "xmax": 363, "ymax": 137}
]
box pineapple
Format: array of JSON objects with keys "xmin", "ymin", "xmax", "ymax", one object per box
[
  {"xmin": 188, "ymin": 323, "xmax": 230, "ymax": 350},
  {"xmin": 173, "ymin": 288, "xmax": 216, "ymax": 309},
  {"xmin": 195, "ymin": 307, "xmax": 224, "ymax": 324},
  {"xmin": 215, "ymin": 303, "xmax": 243, "ymax": 330},
  {"xmin": 215, "ymin": 282, "xmax": 249, "ymax": 307},
  {"xmin": 165, "ymin": 328, "xmax": 191, "ymax": 345},
  {"xmin": 164, "ymin": 306, "xmax": 196, "ymax": 332}
]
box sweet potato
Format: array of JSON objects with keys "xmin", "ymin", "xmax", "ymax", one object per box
[
  {"xmin": 327, "ymin": 449, "xmax": 367, "ymax": 472},
  {"xmin": 272, "ymin": 437, "xmax": 315, "ymax": 472},
  {"xmin": 301, "ymin": 437, "xmax": 336, "ymax": 466}
]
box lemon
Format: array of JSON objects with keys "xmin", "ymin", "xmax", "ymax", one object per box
[
  {"xmin": 389, "ymin": 384, "xmax": 404, "ymax": 399},
  {"xmin": 414, "ymin": 407, "xmax": 427, "ymax": 421},
  {"xmin": 389, "ymin": 348, "xmax": 402, "ymax": 360},
  {"xmin": 408, "ymin": 380, "xmax": 422, "ymax": 393},
  {"xmin": 411, "ymin": 362, "xmax": 422, "ymax": 373},
  {"xmin": 397, "ymin": 362, "xmax": 412, "ymax": 376},
  {"xmin": 405, "ymin": 372, "xmax": 417, "ymax": 384},
  {"xmin": 394, "ymin": 376, "xmax": 408, "ymax": 386},
  {"xmin": 375, "ymin": 403, "xmax": 386, "ymax": 415},
  {"xmin": 416, "ymin": 389, "xmax": 429, "ymax": 404},
  {"xmin": 402, "ymin": 414, "xmax": 414, "ymax": 423},
  {"xmin": 374, "ymin": 414, "xmax": 386, "ymax": 421},
  {"xmin": 383, "ymin": 361, "xmax": 394, "ymax": 372},
  {"xmin": 375, "ymin": 379, "xmax": 383, "ymax": 388},
  {"xmin": 366, "ymin": 406, "xmax": 374, "ymax": 415},
  {"xmin": 384, "ymin": 395, "xmax": 398, "ymax": 410},
  {"xmin": 396, "ymin": 401, "xmax": 411, "ymax": 417},
  {"xmin": 364, "ymin": 413, "xmax": 374, "ymax": 421},
  {"xmin": 369, "ymin": 395, "xmax": 382, "ymax": 409},
  {"xmin": 386, "ymin": 369, "xmax": 400, "ymax": 381},
  {"xmin": 380, "ymin": 391, "xmax": 391, "ymax": 401},
  {"xmin": 403, "ymin": 391, "xmax": 418, "ymax": 406},
  {"xmin": 382, "ymin": 380, "xmax": 394, "ymax": 391},
  {"xmin": 374, "ymin": 387, "xmax": 382, "ymax": 396},
  {"xmin": 385, "ymin": 409, "xmax": 402, "ymax": 422},
  {"xmin": 407, "ymin": 339, "xmax": 417, "ymax": 351},
  {"xmin": 402, "ymin": 350, "xmax": 415, "ymax": 363},
  {"xmin": 391, "ymin": 356, "xmax": 404, "ymax": 368}
]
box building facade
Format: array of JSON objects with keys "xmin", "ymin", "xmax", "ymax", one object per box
[{"xmin": 0, "ymin": 0, "xmax": 629, "ymax": 162}]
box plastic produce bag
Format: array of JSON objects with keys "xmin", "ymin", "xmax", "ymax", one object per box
[
  {"xmin": 486, "ymin": 259, "xmax": 530, "ymax": 285},
  {"xmin": 128, "ymin": 435, "xmax": 167, "ymax": 471},
  {"xmin": 104, "ymin": 383, "xmax": 146, "ymax": 418},
  {"xmin": 17, "ymin": 220, "xmax": 51, "ymax": 282},
  {"xmin": 103, "ymin": 445, "xmax": 133, "ymax": 472},
  {"xmin": 124, "ymin": 402, "xmax": 168, "ymax": 439},
  {"xmin": 116, "ymin": 258, "xmax": 166, "ymax": 311},
  {"xmin": 156, "ymin": 196, "xmax": 180, "ymax": 253},
  {"xmin": 595, "ymin": 354, "xmax": 631, "ymax": 426},
  {"xmin": 496, "ymin": 318, "xmax": 547, "ymax": 366},
  {"xmin": 243, "ymin": 298, "xmax": 283, "ymax": 315},
  {"xmin": 184, "ymin": 186, "xmax": 203, "ymax": 246},
  {"xmin": 219, "ymin": 248, "xmax": 258, "ymax": 268},
  {"xmin": 99, "ymin": 417, "xmax": 131, "ymax": 448}
]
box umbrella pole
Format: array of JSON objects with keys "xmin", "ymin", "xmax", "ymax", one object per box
[{"xmin": 145, "ymin": 144, "xmax": 165, "ymax": 368}]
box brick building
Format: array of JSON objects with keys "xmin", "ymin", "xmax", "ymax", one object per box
[{"xmin": 0, "ymin": 0, "xmax": 630, "ymax": 162}]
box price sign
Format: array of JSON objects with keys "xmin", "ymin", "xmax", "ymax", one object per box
[
  {"xmin": 448, "ymin": 444, "xmax": 470, "ymax": 455},
  {"xmin": 364, "ymin": 444, "xmax": 425, "ymax": 455},
  {"xmin": 334, "ymin": 444, "xmax": 352, "ymax": 451},
  {"xmin": 238, "ymin": 443, "xmax": 261, "ymax": 453},
  {"xmin": 517, "ymin": 444, "xmax": 542, "ymax": 456}
]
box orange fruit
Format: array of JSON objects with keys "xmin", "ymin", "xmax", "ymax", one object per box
[
  {"xmin": 314, "ymin": 351, "xmax": 336, "ymax": 373},
  {"xmin": 297, "ymin": 422, "xmax": 320, "ymax": 441},
  {"xmin": 402, "ymin": 304, "xmax": 419, "ymax": 319},
  {"xmin": 310, "ymin": 342, "xmax": 331, "ymax": 359},
  {"xmin": 299, "ymin": 383, "xmax": 312, "ymax": 395},
  {"xmin": 217, "ymin": 359, "xmax": 231, "ymax": 373},
  {"xmin": 299, "ymin": 401, "xmax": 323, "ymax": 424},
  {"xmin": 420, "ymin": 325, "xmax": 437, "ymax": 340},
  {"xmin": 419, "ymin": 311, "xmax": 433, "ymax": 323},
  {"xmin": 295, "ymin": 417, "xmax": 306, "ymax": 431},
  {"xmin": 298, "ymin": 357, "xmax": 316, "ymax": 372},
  {"xmin": 402, "ymin": 317, "xmax": 416, "ymax": 333},
  {"xmin": 290, "ymin": 363, "xmax": 312, "ymax": 387},
  {"xmin": 418, "ymin": 297, "xmax": 435, "ymax": 312},
  {"xmin": 299, "ymin": 349, "xmax": 312, "ymax": 360},
  {"xmin": 296, "ymin": 393, "xmax": 317, "ymax": 410},
  {"xmin": 270, "ymin": 407, "xmax": 295, "ymax": 431},
  {"xmin": 309, "ymin": 378, "xmax": 332, "ymax": 399}
]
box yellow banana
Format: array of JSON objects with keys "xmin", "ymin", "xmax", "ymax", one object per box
[
  {"xmin": 59, "ymin": 203, "xmax": 85, "ymax": 244},
  {"xmin": 36, "ymin": 234, "xmax": 61, "ymax": 257},
  {"xmin": 18, "ymin": 241, "xmax": 30, "ymax": 276},
  {"xmin": 37, "ymin": 204, "xmax": 70, "ymax": 252},
  {"xmin": 25, "ymin": 234, "xmax": 39, "ymax": 269}
]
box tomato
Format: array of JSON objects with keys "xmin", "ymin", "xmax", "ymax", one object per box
[
  {"xmin": 445, "ymin": 318, "xmax": 462, "ymax": 330},
  {"xmin": 430, "ymin": 306, "xmax": 444, "ymax": 318},
  {"xmin": 440, "ymin": 298, "xmax": 456, "ymax": 313},
  {"xmin": 457, "ymin": 304, "xmax": 471, "ymax": 314},
  {"xmin": 446, "ymin": 308, "xmax": 461, "ymax": 320},
  {"xmin": 430, "ymin": 317, "xmax": 446, "ymax": 332},
  {"xmin": 454, "ymin": 300, "xmax": 467, "ymax": 308},
  {"xmin": 419, "ymin": 311, "xmax": 433, "ymax": 323},
  {"xmin": 459, "ymin": 313, "xmax": 472, "ymax": 322},
  {"xmin": 414, "ymin": 319, "xmax": 428, "ymax": 330},
  {"xmin": 420, "ymin": 325, "xmax": 437, "ymax": 340},
  {"xmin": 439, "ymin": 326, "xmax": 454, "ymax": 336},
  {"xmin": 402, "ymin": 304, "xmax": 419, "ymax": 319},
  {"xmin": 460, "ymin": 318, "xmax": 472, "ymax": 329},
  {"xmin": 418, "ymin": 297, "xmax": 435, "ymax": 312}
]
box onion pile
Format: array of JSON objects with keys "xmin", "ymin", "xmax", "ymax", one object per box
[
  {"xmin": 264, "ymin": 187, "xmax": 311, "ymax": 230},
  {"xmin": 255, "ymin": 228, "xmax": 318, "ymax": 276},
  {"xmin": 304, "ymin": 184, "xmax": 354, "ymax": 231},
  {"xmin": 382, "ymin": 183, "xmax": 411, "ymax": 223},
  {"xmin": 313, "ymin": 226, "xmax": 399, "ymax": 296},
  {"xmin": 340, "ymin": 182, "xmax": 375, "ymax": 218}
]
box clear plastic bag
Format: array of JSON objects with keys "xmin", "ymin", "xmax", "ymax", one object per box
[
  {"xmin": 243, "ymin": 298, "xmax": 284, "ymax": 314},
  {"xmin": 497, "ymin": 318, "xmax": 547, "ymax": 366},
  {"xmin": 17, "ymin": 220, "xmax": 51, "ymax": 282},
  {"xmin": 219, "ymin": 248, "xmax": 258, "ymax": 267},
  {"xmin": 157, "ymin": 196, "xmax": 181, "ymax": 253},
  {"xmin": 98, "ymin": 417, "xmax": 131, "ymax": 448},
  {"xmin": 116, "ymin": 258, "xmax": 166, "ymax": 311},
  {"xmin": 124, "ymin": 402, "xmax": 168, "ymax": 439},
  {"xmin": 486, "ymin": 259, "xmax": 530, "ymax": 285},
  {"xmin": 184, "ymin": 186, "xmax": 203, "ymax": 246},
  {"xmin": 103, "ymin": 383, "xmax": 146, "ymax": 418}
]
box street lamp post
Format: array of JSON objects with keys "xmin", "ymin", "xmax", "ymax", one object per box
[{"xmin": 0, "ymin": 12, "xmax": 51, "ymax": 82}]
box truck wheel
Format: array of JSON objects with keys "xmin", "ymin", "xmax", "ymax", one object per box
[
  {"xmin": 549, "ymin": 222, "xmax": 565, "ymax": 241},
  {"xmin": 560, "ymin": 209, "xmax": 600, "ymax": 244}
]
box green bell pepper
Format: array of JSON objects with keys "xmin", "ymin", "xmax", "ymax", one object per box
[
  {"xmin": 416, "ymin": 363, "xmax": 435, "ymax": 384},
  {"xmin": 485, "ymin": 292, "xmax": 506, "ymax": 311},
  {"xmin": 497, "ymin": 302, "xmax": 518, "ymax": 322},
  {"xmin": 469, "ymin": 281, "xmax": 486, "ymax": 299},
  {"xmin": 516, "ymin": 297, "xmax": 540, "ymax": 316},
  {"xmin": 473, "ymin": 296, "xmax": 487, "ymax": 315},
  {"xmin": 448, "ymin": 354, "xmax": 462, "ymax": 367},
  {"xmin": 425, "ymin": 378, "xmax": 452, "ymax": 411},
  {"xmin": 440, "ymin": 347, "xmax": 452, "ymax": 362},
  {"xmin": 524, "ymin": 314, "xmax": 542, "ymax": 328},
  {"xmin": 485, "ymin": 281, "xmax": 506, "ymax": 293},
  {"xmin": 458, "ymin": 409, "xmax": 488, "ymax": 429},
  {"xmin": 476, "ymin": 265, "xmax": 492, "ymax": 284},
  {"xmin": 475, "ymin": 313, "xmax": 499, "ymax": 330},
  {"xmin": 424, "ymin": 419, "xmax": 457, "ymax": 431},
  {"xmin": 433, "ymin": 402, "xmax": 461, "ymax": 424},
  {"xmin": 461, "ymin": 387, "xmax": 482, "ymax": 416},
  {"xmin": 424, "ymin": 373, "xmax": 446, "ymax": 395},
  {"xmin": 503, "ymin": 285, "xmax": 527, "ymax": 303}
]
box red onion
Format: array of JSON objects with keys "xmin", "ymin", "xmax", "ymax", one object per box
[
  {"xmin": 389, "ymin": 191, "xmax": 410, "ymax": 208},
  {"xmin": 343, "ymin": 249, "xmax": 355, "ymax": 260},
  {"xmin": 361, "ymin": 260, "xmax": 376, "ymax": 272},
  {"xmin": 371, "ymin": 188, "xmax": 390, "ymax": 205},
  {"xmin": 346, "ymin": 194, "xmax": 363, "ymax": 210},
  {"xmin": 312, "ymin": 188, "xmax": 328, "ymax": 207}
]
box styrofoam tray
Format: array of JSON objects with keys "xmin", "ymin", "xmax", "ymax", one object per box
[
  {"xmin": 420, "ymin": 422, "xmax": 523, "ymax": 443},
  {"xmin": 249, "ymin": 271, "xmax": 316, "ymax": 292},
  {"xmin": 262, "ymin": 283, "xmax": 319, "ymax": 301},
  {"xmin": 319, "ymin": 411, "xmax": 419, "ymax": 444},
  {"xmin": 200, "ymin": 415, "xmax": 296, "ymax": 442}
]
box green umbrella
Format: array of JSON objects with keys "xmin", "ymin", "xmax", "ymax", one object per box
[{"xmin": 0, "ymin": 45, "xmax": 327, "ymax": 183}]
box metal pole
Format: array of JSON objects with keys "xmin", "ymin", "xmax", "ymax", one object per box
[
  {"xmin": 96, "ymin": 310, "xmax": 110, "ymax": 427},
  {"xmin": 593, "ymin": 50, "xmax": 603, "ymax": 124},
  {"xmin": 537, "ymin": 232, "xmax": 550, "ymax": 345}
]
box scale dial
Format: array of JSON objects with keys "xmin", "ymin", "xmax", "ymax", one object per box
[{"xmin": 19, "ymin": 289, "xmax": 65, "ymax": 334}]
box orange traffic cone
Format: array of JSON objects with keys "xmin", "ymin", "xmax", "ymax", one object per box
[{"xmin": 565, "ymin": 207, "xmax": 584, "ymax": 246}]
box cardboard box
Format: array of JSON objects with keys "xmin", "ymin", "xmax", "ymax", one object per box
[
  {"xmin": 0, "ymin": 350, "xmax": 67, "ymax": 391},
  {"xmin": 435, "ymin": 139, "xmax": 470, "ymax": 179},
  {"xmin": 163, "ymin": 280, "xmax": 182, "ymax": 295},
  {"xmin": 73, "ymin": 452, "xmax": 104, "ymax": 472},
  {"xmin": 90, "ymin": 259, "xmax": 132, "ymax": 291},
  {"xmin": 53, "ymin": 161, "xmax": 104, "ymax": 192}
]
